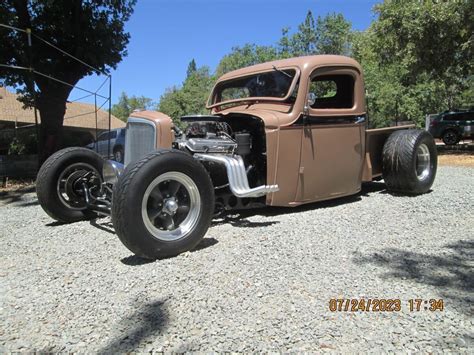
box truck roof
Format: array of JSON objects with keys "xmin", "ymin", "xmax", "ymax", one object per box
[{"xmin": 218, "ymin": 55, "xmax": 362, "ymax": 81}]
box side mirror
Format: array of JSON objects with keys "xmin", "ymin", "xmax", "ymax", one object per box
[{"xmin": 304, "ymin": 93, "xmax": 316, "ymax": 117}]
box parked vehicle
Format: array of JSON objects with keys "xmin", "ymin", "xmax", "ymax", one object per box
[
  {"xmin": 86, "ymin": 128, "xmax": 126, "ymax": 163},
  {"xmin": 36, "ymin": 55, "xmax": 438, "ymax": 259},
  {"xmin": 428, "ymin": 110, "xmax": 474, "ymax": 145}
]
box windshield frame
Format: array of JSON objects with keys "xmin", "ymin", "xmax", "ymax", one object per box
[{"xmin": 207, "ymin": 66, "xmax": 301, "ymax": 109}]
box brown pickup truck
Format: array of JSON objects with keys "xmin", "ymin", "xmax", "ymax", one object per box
[{"xmin": 36, "ymin": 55, "xmax": 437, "ymax": 259}]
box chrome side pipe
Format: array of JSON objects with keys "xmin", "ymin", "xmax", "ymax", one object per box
[{"xmin": 194, "ymin": 154, "xmax": 279, "ymax": 198}]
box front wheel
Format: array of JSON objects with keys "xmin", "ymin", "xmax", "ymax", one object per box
[
  {"xmin": 111, "ymin": 149, "xmax": 214, "ymax": 259},
  {"xmin": 36, "ymin": 147, "xmax": 104, "ymax": 222},
  {"xmin": 382, "ymin": 129, "xmax": 437, "ymax": 195}
]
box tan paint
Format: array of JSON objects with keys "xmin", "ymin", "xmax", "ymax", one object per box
[
  {"xmin": 129, "ymin": 110, "xmax": 174, "ymax": 148},
  {"xmin": 137, "ymin": 55, "xmax": 413, "ymax": 207},
  {"xmin": 210, "ymin": 57, "xmax": 368, "ymax": 206}
]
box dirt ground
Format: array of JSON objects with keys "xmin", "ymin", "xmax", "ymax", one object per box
[{"xmin": 438, "ymin": 153, "xmax": 474, "ymax": 168}]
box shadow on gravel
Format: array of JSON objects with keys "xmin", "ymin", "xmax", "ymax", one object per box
[
  {"xmin": 120, "ymin": 238, "xmax": 219, "ymax": 266},
  {"xmin": 121, "ymin": 255, "xmax": 155, "ymax": 266},
  {"xmin": 90, "ymin": 218, "xmax": 115, "ymax": 234},
  {"xmin": 353, "ymin": 239, "xmax": 474, "ymax": 316},
  {"xmin": 211, "ymin": 182, "xmax": 386, "ymax": 226},
  {"xmin": 0, "ymin": 185, "xmax": 36, "ymax": 206},
  {"xmin": 98, "ymin": 299, "xmax": 168, "ymax": 354}
]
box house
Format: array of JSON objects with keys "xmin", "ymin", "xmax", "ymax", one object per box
[{"xmin": 0, "ymin": 86, "xmax": 125, "ymax": 153}]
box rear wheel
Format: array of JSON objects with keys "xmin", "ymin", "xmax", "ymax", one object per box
[
  {"xmin": 36, "ymin": 147, "xmax": 104, "ymax": 222},
  {"xmin": 442, "ymin": 130, "xmax": 460, "ymax": 145},
  {"xmin": 382, "ymin": 129, "xmax": 437, "ymax": 194},
  {"xmin": 112, "ymin": 149, "xmax": 214, "ymax": 259}
]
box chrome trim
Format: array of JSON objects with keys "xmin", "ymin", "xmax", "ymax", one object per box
[
  {"xmin": 194, "ymin": 154, "xmax": 279, "ymax": 198},
  {"xmin": 103, "ymin": 160, "xmax": 124, "ymax": 185},
  {"xmin": 124, "ymin": 117, "xmax": 157, "ymax": 166},
  {"xmin": 416, "ymin": 143, "xmax": 431, "ymax": 181},
  {"xmin": 141, "ymin": 171, "xmax": 201, "ymax": 242}
]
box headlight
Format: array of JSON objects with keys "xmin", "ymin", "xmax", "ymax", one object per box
[{"xmin": 103, "ymin": 160, "xmax": 124, "ymax": 185}]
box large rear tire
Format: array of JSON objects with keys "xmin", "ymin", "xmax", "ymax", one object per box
[
  {"xmin": 36, "ymin": 147, "xmax": 104, "ymax": 223},
  {"xmin": 382, "ymin": 129, "xmax": 437, "ymax": 195},
  {"xmin": 111, "ymin": 149, "xmax": 214, "ymax": 260}
]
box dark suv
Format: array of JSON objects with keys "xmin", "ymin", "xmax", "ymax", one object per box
[{"xmin": 428, "ymin": 110, "xmax": 474, "ymax": 145}]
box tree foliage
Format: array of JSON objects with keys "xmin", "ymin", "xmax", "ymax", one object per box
[
  {"xmin": 354, "ymin": 0, "xmax": 473, "ymax": 127},
  {"xmin": 111, "ymin": 92, "xmax": 154, "ymax": 122},
  {"xmin": 0, "ymin": 0, "xmax": 136, "ymax": 161},
  {"xmin": 158, "ymin": 65, "xmax": 214, "ymax": 127}
]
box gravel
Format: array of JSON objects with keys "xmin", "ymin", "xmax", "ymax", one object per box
[{"xmin": 0, "ymin": 166, "xmax": 473, "ymax": 353}]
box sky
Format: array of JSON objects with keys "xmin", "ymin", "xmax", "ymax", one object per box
[{"xmin": 72, "ymin": 0, "xmax": 379, "ymax": 108}]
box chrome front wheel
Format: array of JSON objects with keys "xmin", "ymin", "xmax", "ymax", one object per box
[
  {"xmin": 142, "ymin": 171, "xmax": 201, "ymax": 241},
  {"xmin": 112, "ymin": 149, "xmax": 215, "ymax": 260}
]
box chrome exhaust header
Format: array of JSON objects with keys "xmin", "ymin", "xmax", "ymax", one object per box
[{"xmin": 194, "ymin": 154, "xmax": 279, "ymax": 198}]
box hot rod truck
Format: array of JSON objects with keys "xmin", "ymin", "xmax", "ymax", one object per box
[{"xmin": 36, "ymin": 55, "xmax": 437, "ymax": 259}]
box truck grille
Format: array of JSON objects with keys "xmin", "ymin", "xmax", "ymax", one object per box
[{"xmin": 124, "ymin": 118, "xmax": 156, "ymax": 166}]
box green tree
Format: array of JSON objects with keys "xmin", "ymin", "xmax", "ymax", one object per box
[
  {"xmin": 186, "ymin": 58, "xmax": 197, "ymax": 78},
  {"xmin": 0, "ymin": 0, "xmax": 136, "ymax": 161},
  {"xmin": 215, "ymin": 44, "xmax": 278, "ymax": 77},
  {"xmin": 371, "ymin": 0, "xmax": 473, "ymax": 111},
  {"xmin": 158, "ymin": 66, "xmax": 214, "ymax": 127},
  {"xmin": 278, "ymin": 11, "xmax": 352, "ymax": 57},
  {"xmin": 289, "ymin": 10, "xmax": 317, "ymax": 56},
  {"xmin": 315, "ymin": 13, "xmax": 352, "ymax": 55},
  {"xmin": 111, "ymin": 92, "xmax": 154, "ymax": 122}
]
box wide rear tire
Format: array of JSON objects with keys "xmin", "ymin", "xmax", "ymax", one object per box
[
  {"xmin": 382, "ymin": 129, "xmax": 437, "ymax": 195},
  {"xmin": 111, "ymin": 149, "xmax": 214, "ymax": 260},
  {"xmin": 36, "ymin": 147, "xmax": 104, "ymax": 223}
]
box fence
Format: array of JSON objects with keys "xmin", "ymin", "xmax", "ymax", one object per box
[{"xmin": 0, "ymin": 23, "xmax": 113, "ymax": 178}]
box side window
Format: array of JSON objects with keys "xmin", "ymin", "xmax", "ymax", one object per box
[
  {"xmin": 464, "ymin": 112, "xmax": 474, "ymax": 121},
  {"xmin": 120, "ymin": 129, "xmax": 126, "ymax": 138},
  {"xmin": 109, "ymin": 130, "xmax": 117, "ymax": 139},
  {"xmin": 444, "ymin": 114, "xmax": 459, "ymax": 121},
  {"xmin": 309, "ymin": 74, "xmax": 354, "ymax": 109}
]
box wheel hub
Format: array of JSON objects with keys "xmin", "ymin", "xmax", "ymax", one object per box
[
  {"xmin": 162, "ymin": 198, "xmax": 178, "ymax": 215},
  {"xmin": 141, "ymin": 171, "xmax": 201, "ymax": 241},
  {"xmin": 57, "ymin": 162, "xmax": 102, "ymax": 210}
]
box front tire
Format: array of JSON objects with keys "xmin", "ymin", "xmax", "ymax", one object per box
[
  {"xmin": 111, "ymin": 150, "xmax": 214, "ymax": 259},
  {"xmin": 36, "ymin": 147, "xmax": 104, "ymax": 222},
  {"xmin": 382, "ymin": 129, "xmax": 437, "ymax": 195}
]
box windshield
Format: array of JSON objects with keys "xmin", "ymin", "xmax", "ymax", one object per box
[{"xmin": 210, "ymin": 69, "xmax": 297, "ymax": 106}]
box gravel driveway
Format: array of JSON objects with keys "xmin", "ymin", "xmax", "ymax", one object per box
[{"xmin": 1, "ymin": 166, "xmax": 473, "ymax": 353}]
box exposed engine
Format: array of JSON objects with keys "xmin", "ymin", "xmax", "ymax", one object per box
[
  {"xmin": 174, "ymin": 114, "xmax": 274, "ymax": 210},
  {"xmin": 176, "ymin": 115, "xmax": 251, "ymax": 156}
]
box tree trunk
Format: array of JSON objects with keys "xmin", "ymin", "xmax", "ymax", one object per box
[{"xmin": 37, "ymin": 89, "xmax": 69, "ymax": 164}]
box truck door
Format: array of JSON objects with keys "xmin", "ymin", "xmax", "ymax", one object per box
[{"xmin": 297, "ymin": 67, "xmax": 366, "ymax": 202}]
